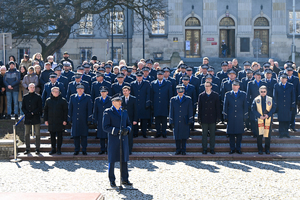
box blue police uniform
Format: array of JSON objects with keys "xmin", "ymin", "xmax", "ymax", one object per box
[
  {"xmin": 169, "ymin": 95, "xmax": 193, "ymax": 154},
  {"xmin": 66, "ymin": 80, "xmax": 90, "ymax": 101},
  {"xmin": 91, "ymin": 80, "xmax": 111, "ymax": 100},
  {"xmin": 111, "ymin": 82, "xmax": 131, "ymax": 96},
  {"xmin": 42, "ymin": 81, "xmax": 66, "ymax": 106},
  {"xmin": 223, "ymin": 90, "xmax": 248, "ymax": 152},
  {"xmin": 262, "ymin": 78, "xmax": 277, "ymax": 97},
  {"xmin": 287, "ymin": 75, "xmax": 300, "ymax": 130},
  {"xmin": 91, "ymin": 75, "xmax": 111, "ymax": 83},
  {"xmin": 57, "ymin": 75, "xmax": 69, "ymax": 94},
  {"xmin": 93, "ymin": 96, "xmax": 112, "ymax": 152},
  {"xmin": 102, "ymin": 106, "xmax": 132, "ymax": 183},
  {"xmin": 201, "ymin": 75, "xmax": 220, "ymax": 88},
  {"xmin": 221, "ymin": 79, "xmax": 235, "ymax": 102},
  {"xmin": 68, "ymin": 93, "xmax": 93, "ymax": 153},
  {"xmin": 216, "ymin": 71, "xmax": 228, "ymax": 83},
  {"xmin": 167, "ymin": 76, "xmax": 177, "ymax": 96},
  {"xmin": 247, "ymin": 79, "xmax": 267, "ymax": 137},
  {"xmin": 175, "ymin": 72, "xmax": 187, "ymax": 85},
  {"xmin": 71, "ymin": 74, "xmax": 92, "ymax": 86},
  {"xmin": 240, "ymin": 77, "xmax": 254, "ymax": 92},
  {"xmin": 61, "ymin": 70, "xmax": 75, "ymax": 82},
  {"xmin": 151, "ymin": 79, "xmax": 173, "ymax": 137},
  {"xmin": 238, "ymin": 70, "xmax": 247, "ymax": 80},
  {"xmin": 105, "ymin": 72, "xmax": 116, "ymax": 82},
  {"xmin": 143, "ymin": 75, "xmax": 155, "ymax": 83},
  {"xmin": 149, "ymin": 69, "xmax": 157, "ymax": 78},
  {"xmin": 273, "ymin": 82, "xmax": 295, "ymax": 137},
  {"xmin": 130, "ymin": 80, "xmax": 151, "ymax": 137}
]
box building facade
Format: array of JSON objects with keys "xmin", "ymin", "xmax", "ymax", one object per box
[{"xmin": 3, "ymin": 0, "xmax": 300, "ymax": 67}]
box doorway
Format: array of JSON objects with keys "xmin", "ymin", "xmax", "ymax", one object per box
[
  {"xmin": 254, "ymin": 29, "xmax": 269, "ymax": 58},
  {"xmin": 185, "ymin": 29, "xmax": 201, "ymax": 58},
  {"xmin": 219, "ymin": 29, "xmax": 235, "ymax": 58}
]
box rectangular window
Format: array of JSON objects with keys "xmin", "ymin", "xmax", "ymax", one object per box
[
  {"xmin": 152, "ymin": 11, "xmax": 165, "ymax": 35},
  {"xmin": 18, "ymin": 48, "xmax": 30, "ymax": 63},
  {"xmin": 289, "ymin": 11, "xmax": 300, "ymax": 34},
  {"xmin": 80, "ymin": 48, "xmax": 92, "ymax": 64},
  {"xmin": 79, "ymin": 14, "xmax": 94, "ymax": 35},
  {"xmin": 110, "ymin": 11, "xmax": 124, "ymax": 35}
]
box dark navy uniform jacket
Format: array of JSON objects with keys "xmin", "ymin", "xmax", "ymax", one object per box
[
  {"xmin": 66, "ymin": 80, "xmax": 90, "ymax": 101},
  {"xmin": 122, "ymin": 95, "xmax": 138, "ymax": 123},
  {"xmin": 105, "ymin": 72, "xmax": 116, "ymax": 82},
  {"xmin": 216, "ymin": 71, "xmax": 228, "ymax": 83},
  {"xmin": 221, "ymin": 79, "xmax": 235, "ymax": 103},
  {"xmin": 223, "ymin": 90, "xmax": 248, "ymax": 134},
  {"xmin": 238, "ymin": 70, "xmax": 247, "ymax": 80},
  {"xmin": 114, "ymin": 76, "xmax": 134, "ymax": 84},
  {"xmin": 71, "ymin": 74, "xmax": 92, "ymax": 86},
  {"xmin": 240, "ymin": 77, "xmax": 254, "ymax": 92},
  {"xmin": 103, "ymin": 106, "xmax": 132, "ymax": 163},
  {"xmin": 169, "ymin": 95, "xmax": 193, "ymax": 140},
  {"xmin": 130, "ymin": 80, "xmax": 151, "ymax": 119},
  {"xmin": 149, "ymin": 69, "xmax": 157, "ymax": 78},
  {"xmin": 179, "ymin": 75, "xmax": 201, "ymax": 96},
  {"xmin": 198, "ymin": 91, "xmax": 221, "ymax": 124},
  {"xmin": 287, "ymin": 75, "xmax": 300, "ymax": 102},
  {"xmin": 91, "ymin": 80, "xmax": 111, "ymax": 100},
  {"xmin": 181, "ymin": 84, "xmax": 197, "ymax": 110},
  {"xmin": 68, "ymin": 93, "xmax": 93, "ymax": 137},
  {"xmin": 278, "ymin": 70, "xmax": 298, "ymax": 79},
  {"xmin": 93, "ymin": 96, "xmax": 112, "ymax": 138},
  {"xmin": 143, "ymin": 75, "xmax": 155, "ymax": 83},
  {"xmin": 199, "ymin": 83, "xmax": 220, "ymax": 95},
  {"xmin": 166, "ymin": 76, "xmax": 177, "ymax": 96},
  {"xmin": 201, "ymin": 75, "xmax": 220, "ymax": 88},
  {"xmin": 151, "ymin": 79, "xmax": 173, "ymax": 117},
  {"xmin": 111, "ymin": 82, "xmax": 131, "ymax": 96},
  {"xmin": 57, "ymin": 75, "xmax": 69, "ymax": 94},
  {"xmin": 42, "ymin": 81, "xmax": 66, "ymax": 106},
  {"xmin": 262, "ymin": 78, "xmax": 277, "ymax": 97},
  {"xmin": 91, "ymin": 76, "xmax": 111, "ymax": 83},
  {"xmin": 40, "ymin": 69, "xmax": 54, "ymax": 86},
  {"xmin": 175, "ymin": 72, "xmax": 187, "ymax": 85},
  {"xmin": 61, "ymin": 70, "xmax": 75, "ymax": 82},
  {"xmin": 273, "ymin": 82, "xmax": 295, "ymax": 122}
]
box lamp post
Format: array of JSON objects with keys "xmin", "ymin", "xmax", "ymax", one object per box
[{"xmin": 292, "ymin": 0, "xmax": 296, "ymax": 63}]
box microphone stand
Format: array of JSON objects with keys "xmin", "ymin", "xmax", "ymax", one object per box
[{"xmin": 107, "ymin": 108, "xmax": 137, "ymax": 192}]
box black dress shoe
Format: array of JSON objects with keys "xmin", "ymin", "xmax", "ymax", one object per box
[
  {"xmin": 35, "ymin": 150, "xmax": 40, "ymax": 155},
  {"xmin": 122, "ymin": 181, "xmax": 133, "ymax": 186},
  {"xmin": 252, "ymin": 135, "xmax": 257, "ymax": 138},
  {"xmin": 229, "ymin": 150, "xmax": 235, "ymax": 154},
  {"xmin": 175, "ymin": 152, "xmax": 181, "ymax": 155},
  {"xmin": 82, "ymin": 151, "xmax": 87, "ymax": 155},
  {"xmin": 73, "ymin": 151, "xmax": 79, "ymax": 155},
  {"xmin": 95, "ymin": 136, "xmax": 99, "ymax": 139},
  {"xmin": 143, "ymin": 135, "xmax": 148, "ymax": 138},
  {"xmin": 181, "ymin": 152, "xmax": 186, "ymax": 155},
  {"xmin": 6, "ymin": 115, "xmax": 11, "ymax": 120},
  {"xmin": 110, "ymin": 181, "xmax": 117, "ymax": 187},
  {"xmin": 236, "ymin": 150, "xmax": 242, "ymax": 154},
  {"xmin": 133, "ymin": 135, "xmax": 138, "ymax": 138},
  {"xmin": 258, "ymin": 151, "xmax": 263, "ymax": 155},
  {"xmin": 24, "ymin": 150, "xmax": 30, "ymax": 154},
  {"xmin": 162, "ymin": 135, "xmax": 167, "ymax": 138},
  {"xmin": 155, "ymin": 134, "xmax": 161, "ymax": 138},
  {"xmin": 265, "ymin": 150, "xmax": 270, "ymax": 154},
  {"xmin": 14, "ymin": 114, "xmax": 18, "ymax": 119},
  {"xmin": 70, "ymin": 136, "xmax": 74, "ymax": 139},
  {"xmin": 210, "ymin": 150, "xmax": 215, "ymax": 154},
  {"xmin": 202, "ymin": 150, "xmax": 207, "ymax": 154},
  {"xmin": 56, "ymin": 151, "xmax": 61, "ymax": 155},
  {"xmin": 286, "ymin": 135, "xmax": 291, "ymax": 138},
  {"xmin": 129, "ymin": 152, "xmax": 132, "ymax": 155},
  {"xmin": 49, "ymin": 150, "xmax": 56, "ymax": 155},
  {"xmin": 98, "ymin": 151, "xmax": 105, "ymax": 155}
]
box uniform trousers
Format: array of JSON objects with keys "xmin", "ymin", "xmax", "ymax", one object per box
[
  {"xmin": 202, "ymin": 123, "xmax": 216, "ymax": 151},
  {"xmin": 251, "ymin": 120, "xmax": 258, "ymax": 137},
  {"xmin": 73, "ymin": 136, "xmax": 87, "ymax": 152},
  {"xmin": 100, "ymin": 138, "xmax": 107, "ymax": 152},
  {"xmin": 257, "ymin": 132, "xmax": 271, "ymax": 152},
  {"xmin": 290, "ymin": 109, "xmax": 296, "ymax": 129},
  {"xmin": 279, "ymin": 121, "xmax": 290, "ymax": 137},
  {"xmin": 108, "ymin": 162, "xmax": 129, "ymax": 183},
  {"xmin": 155, "ymin": 116, "xmax": 167, "ymax": 136},
  {"xmin": 50, "ymin": 131, "xmax": 63, "ymax": 151},
  {"xmin": 25, "ymin": 124, "xmax": 41, "ymax": 151},
  {"xmin": 175, "ymin": 139, "xmax": 187, "ymax": 153},
  {"xmin": 229, "ymin": 134, "xmax": 243, "ymax": 151},
  {"xmin": 128, "ymin": 127, "xmax": 133, "ymax": 154},
  {"xmin": 137, "ymin": 119, "xmax": 148, "ymax": 137}
]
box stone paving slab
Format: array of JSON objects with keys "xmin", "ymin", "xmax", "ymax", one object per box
[{"xmin": 0, "ymin": 193, "xmax": 103, "ymax": 200}]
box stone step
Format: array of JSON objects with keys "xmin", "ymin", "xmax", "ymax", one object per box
[
  {"xmin": 12, "ymin": 152, "xmax": 300, "ymax": 161},
  {"xmin": 30, "ymin": 136, "xmax": 300, "ymax": 144},
  {"xmin": 17, "ymin": 144, "xmax": 300, "ymax": 153}
]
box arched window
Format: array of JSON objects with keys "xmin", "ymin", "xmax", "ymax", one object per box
[
  {"xmin": 185, "ymin": 17, "xmax": 200, "ymax": 26},
  {"xmin": 219, "ymin": 17, "xmax": 235, "ymax": 26},
  {"xmin": 254, "ymin": 17, "xmax": 269, "ymax": 26}
]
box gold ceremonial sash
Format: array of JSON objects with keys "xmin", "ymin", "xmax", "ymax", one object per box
[{"xmin": 255, "ymin": 95, "xmax": 272, "ymax": 137}]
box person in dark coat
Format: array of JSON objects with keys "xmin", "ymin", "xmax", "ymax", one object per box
[
  {"xmin": 93, "ymin": 86, "xmax": 112, "ymax": 154},
  {"xmin": 145, "ymin": 59, "xmax": 157, "ymax": 78},
  {"xmin": 199, "ymin": 75, "xmax": 220, "ymax": 94},
  {"xmin": 42, "ymin": 73, "xmax": 66, "ymax": 106},
  {"xmin": 151, "ymin": 70, "xmax": 173, "ymax": 138},
  {"xmin": 247, "ymin": 70, "xmax": 267, "ymax": 138},
  {"xmin": 142, "ymin": 66, "xmax": 155, "ymax": 82},
  {"xmin": 220, "ymin": 70, "xmax": 237, "ymax": 103},
  {"xmin": 273, "ymin": 74, "xmax": 295, "ymax": 138},
  {"xmin": 185, "ymin": 67, "xmax": 200, "ymax": 96},
  {"xmin": 39, "ymin": 62, "xmax": 54, "ymax": 91},
  {"xmin": 251, "ymin": 86, "xmax": 276, "ymax": 154},
  {"xmin": 216, "ymin": 61, "xmax": 229, "ymax": 83},
  {"xmin": 175, "ymin": 64, "xmax": 187, "ymax": 85},
  {"xmin": 54, "ymin": 65, "xmax": 69, "ymax": 94},
  {"xmin": 122, "ymin": 86, "xmax": 138, "ymax": 154},
  {"xmin": 198, "ymin": 81, "xmax": 221, "ymax": 154},
  {"xmin": 44, "ymin": 87, "xmax": 68, "ymax": 155},
  {"xmin": 21, "ymin": 83, "xmax": 42, "ymax": 155},
  {"xmin": 71, "ymin": 66, "xmax": 92, "ymax": 86},
  {"xmin": 169, "ymin": 85, "xmax": 193, "ymax": 155},
  {"xmin": 240, "ymin": 69, "xmax": 254, "ymax": 92},
  {"xmin": 117, "ymin": 66, "xmax": 134, "ymax": 84},
  {"xmin": 111, "ymin": 73, "xmax": 131, "ymax": 96},
  {"xmin": 262, "ymin": 69, "xmax": 277, "ymax": 98},
  {"xmin": 286, "ymin": 66, "xmax": 300, "ymax": 131},
  {"xmin": 163, "ymin": 67, "xmax": 177, "ymax": 96},
  {"xmin": 61, "ymin": 61, "xmax": 75, "ymax": 82},
  {"xmin": 66, "ymin": 73, "xmax": 90, "ymax": 101},
  {"xmin": 91, "ymin": 73, "xmax": 111, "ymax": 101},
  {"xmin": 238, "ymin": 61, "xmax": 251, "ymax": 80},
  {"xmin": 201, "ymin": 68, "xmax": 220, "ymax": 88},
  {"xmin": 102, "ymin": 96, "xmax": 132, "ymax": 187},
  {"xmin": 223, "ymin": 80, "xmax": 248, "ymax": 154},
  {"xmin": 104, "ymin": 64, "xmax": 116, "ymax": 81},
  {"xmin": 68, "ymin": 84, "xmax": 93, "ymax": 155},
  {"xmin": 60, "ymin": 51, "xmax": 74, "ymax": 71},
  {"xmin": 130, "ymin": 71, "xmax": 151, "ymax": 138}
]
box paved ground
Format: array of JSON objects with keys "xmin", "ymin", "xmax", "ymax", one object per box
[{"xmin": 1, "ymin": 160, "xmax": 300, "ymax": 200}]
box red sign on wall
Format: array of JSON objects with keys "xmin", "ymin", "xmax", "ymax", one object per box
[
  {"xmin": 211, "ymin": 42, "xmax": 217, "ymax": 45},
  {"xmin": 207, "ymin": 38, "xmax": 214, "ymax": 41}
]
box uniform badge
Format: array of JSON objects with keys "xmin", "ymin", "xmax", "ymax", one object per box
[
  {"xmin": 256, "ymin": 99, "xmax": 260, "ymax": 104},
  {"xmin": 267, "ymin": 101, "xmax": 271, "ymax": 106}
]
